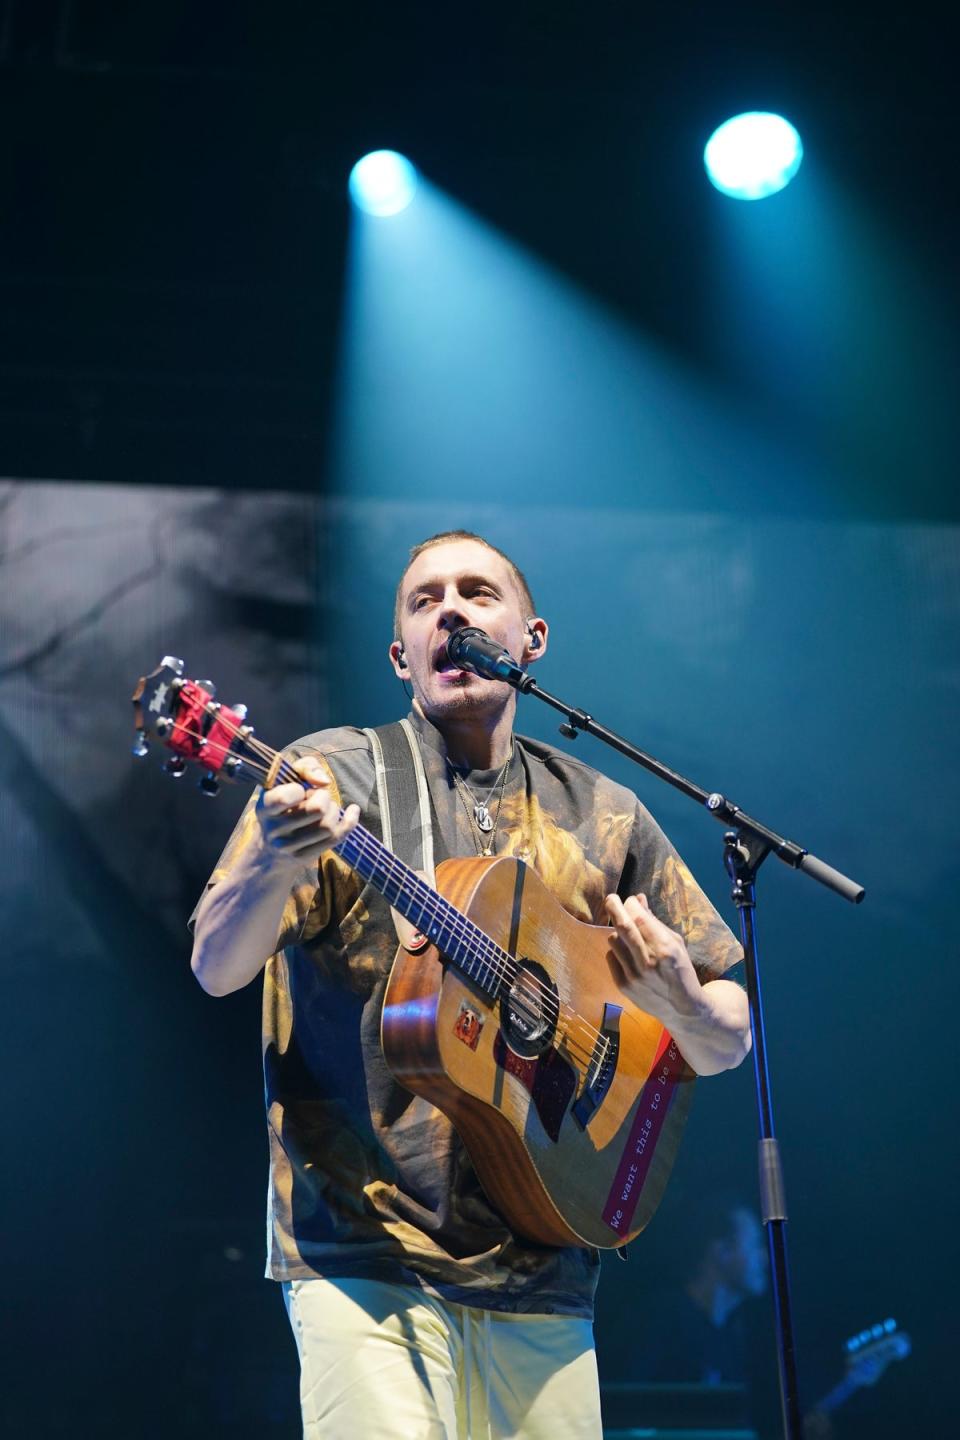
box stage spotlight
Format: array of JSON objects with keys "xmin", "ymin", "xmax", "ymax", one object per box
[
  {"xmin": 348, "ymin": 150, "xmax": 418, "ymax": 216},
  {"xmin": 704, "ymin": 113, "xmax": 803, "ymax": 200}
]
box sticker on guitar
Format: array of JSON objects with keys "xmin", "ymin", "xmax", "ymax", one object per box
[{"xmin": 453, "ymin": 1002, "xmax": 484, "ymax": 1051}]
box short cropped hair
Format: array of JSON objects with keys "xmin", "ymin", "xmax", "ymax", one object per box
[{"xmin": 393, "ymin": 530, "xmax": 536, "ymax": 639}]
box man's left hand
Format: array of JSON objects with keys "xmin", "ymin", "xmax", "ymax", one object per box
[
  {"xmin": 603, "ymin": 892, "xmax": 751, "ymax": 1075},
  {"xmin": 603, "ymin": 892, "xmax": 704, "ymax": 1028}
]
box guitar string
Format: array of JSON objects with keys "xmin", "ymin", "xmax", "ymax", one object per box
[
  {"xmin": 338, "ymin": 825, "xmax": 588, "ymax": 1047},
  {"xmin": 170, "ymin": 707, "xmax": 609, "ymax": 1065},
  {"xmin": 172, "ymin": 708, "xmax": 613, "ymax": 1068},
  {"xmin": 167, "ymin": 701, "xmax": 622, "ymax": 1067}
]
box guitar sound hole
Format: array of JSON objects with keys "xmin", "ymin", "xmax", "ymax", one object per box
[{"xmin": 501, "ymin": 960, "xmax": 558, "ymax": 1058}]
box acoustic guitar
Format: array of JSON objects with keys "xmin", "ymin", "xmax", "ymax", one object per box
[{"xmin": 133, "ymin": 656, "xmax": 695, "ymax": 1250}]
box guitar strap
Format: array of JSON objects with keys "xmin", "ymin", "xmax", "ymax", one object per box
[{"xmin": 362, "ymin": 719, "xmax": 440, "ymax": 948}]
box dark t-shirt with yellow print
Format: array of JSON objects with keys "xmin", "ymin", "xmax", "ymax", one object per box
[{"xmin": 193, "ymin": 709, "xmax": 742, "ymax": 1318}]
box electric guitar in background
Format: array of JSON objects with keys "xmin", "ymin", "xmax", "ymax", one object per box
[
  {"xmin": 597, "ymin": 1318, "xmax": 911, "ymax": 1436},
  {"xmin": 807, "ymin": 1318, "xmax": 911, "ymax": 1427},
  {"xmin": 133, "ymin": 656, "xmax": 696, "ymax": 1251}
]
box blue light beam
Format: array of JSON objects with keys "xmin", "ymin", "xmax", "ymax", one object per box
[
  {"xmin": 348, "ymin": 151, "xmax": 419, "ymax": 217},
  {"xmin": 704, "ymin": 113, "xmax": 803, "ymax": 201}
]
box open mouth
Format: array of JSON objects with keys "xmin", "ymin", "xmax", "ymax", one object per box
[{"xmin": 434, "ymin": 642, "xmax": 467, "ymax": 676}]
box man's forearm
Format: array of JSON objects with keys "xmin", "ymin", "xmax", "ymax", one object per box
[
  {"xmin": 191, "ymin": 757, "xmax": 354, "ymax": 997},
  {"xmin": 660, "ymin": 978, "xmax": 752, "ymax": 1076},
  {"xmin": 190, "ymin": 848, "xmax": 301, "ymax": 997}
]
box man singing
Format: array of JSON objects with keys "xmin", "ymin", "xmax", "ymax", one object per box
[{"xmin": 190, "ymin": 530, "xmax": 751, "ymax": 1439}]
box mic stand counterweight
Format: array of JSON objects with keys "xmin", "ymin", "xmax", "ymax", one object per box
[{"xmin": 502, "ymin": 668, "xmax": 863, "ymax": 1440}]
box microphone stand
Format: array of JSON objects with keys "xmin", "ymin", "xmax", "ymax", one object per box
[{"xmin": 500, "ymin": 661, "xmax": 864, "ymax": 1440}]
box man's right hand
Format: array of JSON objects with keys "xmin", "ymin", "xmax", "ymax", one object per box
[
  {"xmin": 255, "ymin": 755, "xmax": 361, "ymax": 866},
  {"xmin": 192, "ymin": 753, "xmax": 359, "ymax": 997}
]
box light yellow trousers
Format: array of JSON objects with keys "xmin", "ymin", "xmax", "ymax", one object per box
[{"xmin": 282, "ymin": 1277, "xmax": 603, "ymax": 1440}]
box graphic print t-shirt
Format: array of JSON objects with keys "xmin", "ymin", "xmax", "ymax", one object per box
[{"xmin": 194, "ymin": 709, "xmax": 743, "ymax": 1317}]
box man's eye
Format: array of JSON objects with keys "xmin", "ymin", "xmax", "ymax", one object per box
[{"xmin": 413, "ymin": 596, "xmax": 432, "ymax": 610}]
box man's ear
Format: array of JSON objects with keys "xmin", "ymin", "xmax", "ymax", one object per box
[
  {"xmin": 524, "ymin": 617, "xmax": 548, "ymax": 663},
  {"xmin": 388, "ymin": 640, "xmax": 408, "ymax": 679}
]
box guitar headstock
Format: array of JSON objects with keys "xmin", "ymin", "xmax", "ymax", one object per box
[
  {"xmin": 132, "ymin": 656, "xmax": 256, "ymax": 796},
  {"xmin": 843, "ymin": 1318, "xmax": 911, "ymax": 1387}
]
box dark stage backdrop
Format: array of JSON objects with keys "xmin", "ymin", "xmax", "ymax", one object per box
[{"xmin": 2, "ymin": 478, "xmax": 955, "ymax": 1436}]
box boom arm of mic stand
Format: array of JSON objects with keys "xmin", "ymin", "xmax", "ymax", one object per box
[{"xmin": 516, "ymin": 676, "xmax": 864, "ymax": 903}]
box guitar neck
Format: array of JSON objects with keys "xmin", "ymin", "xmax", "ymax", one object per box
[
  {"xmin": 261, "ymin": 746, "xmax": 510, "ymax": 998},
  {"xmin": 134, "ymin": 664, "xmax": 516, "ymax": 1003},
  {"xmin": 811, "ymin": 1376, "xmax": 858, "ymax": 1416},
  {"xmin": 333, "ymin": 815, "xmax": 511, "ymax": 1003}
]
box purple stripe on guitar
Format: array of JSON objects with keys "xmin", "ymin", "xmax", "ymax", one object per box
[{"xmin": 602, "ymin": 1033, "xmax": 685, "ymax": 1235}]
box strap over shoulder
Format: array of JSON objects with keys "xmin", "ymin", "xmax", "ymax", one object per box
[{"xmin": 361, "ymin": 719, "xmax": 436, "ymax": 886}]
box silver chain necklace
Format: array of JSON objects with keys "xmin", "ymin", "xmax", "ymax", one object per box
[{"xmin": 448, "ymin": 744, "xmax": 513, "ymax": 855}]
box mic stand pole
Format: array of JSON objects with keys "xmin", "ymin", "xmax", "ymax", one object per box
[{"xmin": 508, "ymin": 672, "xmax": 863, "ymax": 1440}]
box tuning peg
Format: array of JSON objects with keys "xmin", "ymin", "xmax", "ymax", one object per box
[
  {"xmin": 132, "ymin": 729, "xmax": 149, "ymax": 758},
  {"xmin": 231, "ymin": 704, "xmax": 247, "ymax": 721},
  {"xmin": 164, "ymin": 756, "xmax": 187, "ymax": 778},
  {"xmin": 196, "ymin": 679, "xmax": 216, "ymax": 697},
  {"xmin": 199, "ymin": 771, "xmax": 220, "ymax": 797},
  {"xmin": 160, "ymin": 655, "xmax": 185, "ymax": 675}
]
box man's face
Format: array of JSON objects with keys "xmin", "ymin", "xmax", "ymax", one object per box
[{"xmin": 390, "ymin": 538, "xmax": 544, "ymax": 722}]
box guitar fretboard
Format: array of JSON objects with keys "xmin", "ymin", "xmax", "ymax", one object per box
[{"xmin": 334, "ymin": 822, "xmax": 516, "ymax": 1000}]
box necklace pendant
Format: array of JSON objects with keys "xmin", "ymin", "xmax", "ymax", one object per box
[{"xmin": 474, "ymin": 803, "xmax": 494, "ymax": 833}]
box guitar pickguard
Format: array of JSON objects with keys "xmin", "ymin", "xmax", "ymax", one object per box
[{"xmin": 492, "ymin": 1030, "xmax": 577, "ymax": 1142}]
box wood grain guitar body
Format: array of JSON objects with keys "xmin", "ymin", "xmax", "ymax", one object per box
[{"xmin": 381, "ymin": 855, "xmax": 695, "ymax": 1250}]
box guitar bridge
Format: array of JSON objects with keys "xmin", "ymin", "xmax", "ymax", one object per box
[{"xmin": 571, "ymin": 1003, "xmax": 621, "ymax": 1129}]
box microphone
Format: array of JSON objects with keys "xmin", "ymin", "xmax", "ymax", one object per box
[{"xmin": 446, "ymin": 627, "xmax": 527, "ymax": 687}]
